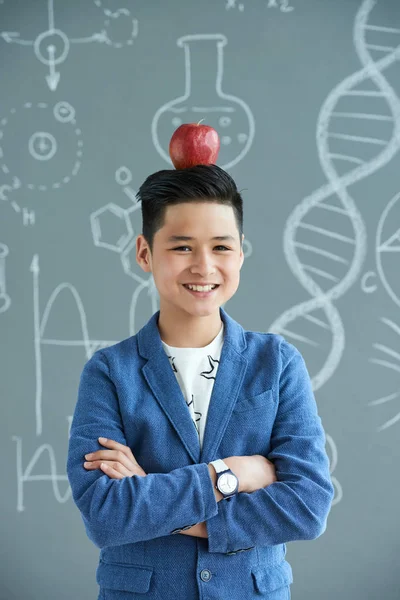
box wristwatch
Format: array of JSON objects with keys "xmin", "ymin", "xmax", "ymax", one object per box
[{"xmin": 209, "ymin": 459, "xmax": 239, "ymax": 500}]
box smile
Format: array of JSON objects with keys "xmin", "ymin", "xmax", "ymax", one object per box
[
  {"xmin": 182, "ymin": 284, "xmax": 220, "ymax": 295},
  {"xmin": 183, "ymin": 284, "xmax": 218, "ymax": 292}
]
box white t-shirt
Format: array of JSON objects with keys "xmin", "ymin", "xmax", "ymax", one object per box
[{"xmin": 161, "ymin": 323, "xmax": 224, "ymax": 449}]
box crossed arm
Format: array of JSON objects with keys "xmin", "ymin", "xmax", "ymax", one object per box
[
  {"xmin": 70, "ymin": 345, "xmax": 334, "ymax": 551},
  {"xmin": 83, "ymin": 437, "xmax": 277, "ymax": 539}
]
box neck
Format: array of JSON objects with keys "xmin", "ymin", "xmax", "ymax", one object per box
[{"xmin": 157, "ymin": 306, "xmax": 222, "ymax": 348}]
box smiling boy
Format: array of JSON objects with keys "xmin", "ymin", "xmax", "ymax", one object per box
[{"xmin": 67, "ymin": 164, "xmax": 334, "ymax": 600}]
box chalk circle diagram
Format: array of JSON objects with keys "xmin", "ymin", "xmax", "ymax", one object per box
[
  {"xmin": 368, "ymin": 314, "xmax": 400, "ymax": 432},
  {"xmin": 269, "ymin": 0, "xmax": 400, "ymax": 391},
  {"xmin": 151, "ymin": 34, "xmax": 255, "ymax": 171},
  {"xmin": 376, "ymin": 191, "xmax": 400, "ymax": 308},
  {"xmin": 0, "ymin": 101, "xmax": 82, "ymax": 194},
  {"xmin": 0, "ymin": 0, "xmax": 138, "ymax": 92},
  {"xmin": 367, "ymin": 193, "xmax": 400, "ymax": 433}
]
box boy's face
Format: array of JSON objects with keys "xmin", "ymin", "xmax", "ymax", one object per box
[{"xmin": 136, "ymin": 201, "xmax": 244, "ymax": 319}]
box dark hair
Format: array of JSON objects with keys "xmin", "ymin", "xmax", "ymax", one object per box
[{"xmin": 136, "ymin": 164, "xmax": 243, "ymax": 252}]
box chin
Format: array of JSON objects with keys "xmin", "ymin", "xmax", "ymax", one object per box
[{"xmin": 184, "ymin": 304, "xmax": 218, "ymax": 318}]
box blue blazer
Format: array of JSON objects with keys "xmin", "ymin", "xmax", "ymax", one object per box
[{"xmin": 67, "ymin": 307, "xmax": 334, "ymax": 600}]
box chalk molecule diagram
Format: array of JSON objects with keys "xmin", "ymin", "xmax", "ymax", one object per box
[
  {"xmin": 152, "ymin": 33, "xmax": 255, "ymax": 171},
  {"xmin": 0, "ymin": 101, "xmax": 83, "ymax": 222},
  {"xmin": 90, "ymin": 166, "xmax": 253, "ymax": 335},
  {"xmin": 90, "ymin": 166, "xmax": 159, "ymax": 336},
  {"xmin": 0, "ymin": 0, "xmax": 139, "ymax": 92}
]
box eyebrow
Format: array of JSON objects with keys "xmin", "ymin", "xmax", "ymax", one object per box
[{"xmin": 167, "ymin": 235, "xmax": 236, "ymax": 242}]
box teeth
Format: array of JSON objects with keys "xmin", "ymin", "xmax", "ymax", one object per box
[{"xmin": 186, "ymin": 284, "xmax": 216, "ymax": 292}]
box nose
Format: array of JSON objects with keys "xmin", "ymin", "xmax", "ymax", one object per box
[{"xmin": 189, "ymin": 249, "xmax": 216, "ymax": 278}]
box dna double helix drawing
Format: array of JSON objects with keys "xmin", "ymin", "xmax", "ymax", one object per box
[{"xmin": 270, "ymin": 0, "xmax": 400, "ymax": 392}]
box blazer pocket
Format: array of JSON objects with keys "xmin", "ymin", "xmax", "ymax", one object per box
[
  {"xmin": 233, "ymin": 389, "xmax": 273, "ymax": 413},
  {"xmin": 251, "ymin": 560, "xmax": 293, "ymax": 594},
  {"xmin": 96, "ymin": 560, "xmax": 154, "ymax": 594}
]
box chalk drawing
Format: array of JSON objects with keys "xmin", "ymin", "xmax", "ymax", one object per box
[
  {"xmin": 93, "ymin": 1, "xmax": 139, "ymax": 48},
  {"xmin": 266, "ymin": 0, "xmax": 295, "ymax": 12},
  {"xmin": 12, "ymin": 435, "xmax": 72, "ymax": 511},
  {"xmin": 152, "ymin": 34, "xmax": 255, "ymax": 170},
  {"xmin": 326, "ymin": 434, "xmax": 342, "ymax": 506},
  {"xmin": 368, "ymin": 315, "xmax": 400, "ymax": 432},
  {"xmin": 376, "ymin": 190, "xmax": 400, "ymax": 309},
  {"xmin": 225, "ymin": 0, "xmax": 245, "ymax": 11},
  {"xmin": 0, "ymin": 101, "xmax": 82, "ymax": 222},
  {"xmin": 0, "ymin": 243, "xmax": 10, "ymax": 313},
  {"xmin": 0, "ymin": 0, "xmax": 138, "ymax": 91},
  {"xmin": 89, "ymin": 165, "xmax": 159, "ymax": 335},
  {"xmin": 31, "ymin": 255, "xmax": 119, "ymax": 438},
  {"xmin": 270, "ymin": 0, "xmax": 400, "ymax": 392},
  {"xmin": 10, "ymin": 254, "xmax": 120, "ymax": 510},
  {"xmin": 225, "ymin": 0, "xmax": 294, "ymax": 12}
]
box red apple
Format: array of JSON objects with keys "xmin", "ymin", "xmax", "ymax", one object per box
[{"xmin": 168, "ymin": 122, "xmax": 220, "ymax": 169}]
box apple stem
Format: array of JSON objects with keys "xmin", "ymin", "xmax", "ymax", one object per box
[{"xmin": 197, "ymin": 119, "xmax": 205, "ymax": 126}]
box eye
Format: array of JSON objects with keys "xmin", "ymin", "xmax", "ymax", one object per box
[{"xmin": 171, "ymin": 245, "xmax": 231, "ymax": 252}]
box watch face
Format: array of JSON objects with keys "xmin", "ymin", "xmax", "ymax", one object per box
[{"xmin": 218, "ymin": 472, "xmax": 238, "ymax": 494}]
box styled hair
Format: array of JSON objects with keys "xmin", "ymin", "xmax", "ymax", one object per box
[{"xmin": 136, "ymin": 164, "xmax": 243, "ymax": 252}]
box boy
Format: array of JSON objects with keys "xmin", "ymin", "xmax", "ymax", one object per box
[{"xmin": 67, "ymin": 164, "xmax": 334, "ymax": 600}]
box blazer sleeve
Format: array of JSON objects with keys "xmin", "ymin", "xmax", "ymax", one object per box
[
  {"xmin": 206, "ymin": 339, "xmax": 335, "ymax": 554},
  {"xmin": 66, "ymin": 350, "xmax": 219, "ymax": 549}
]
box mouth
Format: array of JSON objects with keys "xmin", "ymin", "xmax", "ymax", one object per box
[{"xmin": 182, "ymin": 283, "xmax": 220, "ymax": 296}]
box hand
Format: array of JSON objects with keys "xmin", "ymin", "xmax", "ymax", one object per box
[
  {"xmin": 83, "ymin": 437, "xmax": 147, "ymax": 480},
  {"xmin": 224, "ymin": 455, "xmax": 277, "ymax": 493}
]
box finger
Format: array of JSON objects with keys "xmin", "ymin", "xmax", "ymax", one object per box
[
  {"xmin": 100, "ymin": 462, "xmax": 125, "ymax": 479},
  {"xmin": 131, "ymin": 465, "xmax": 147, "ymax": 477},
  {"xmin": 86, "ymin": 460, "xmax": 133, "ymax": 477},
  {"xmin": 98, "ymin": 438, "xmax": 135, "ymax": 461},
  {"xmin": 85, "ymin": 450, "xmax": 135, "ymax": 471}
]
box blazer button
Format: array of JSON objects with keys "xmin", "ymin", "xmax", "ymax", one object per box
[{"xmin": 200, "ymin": 569, "xmax": 212, "ymax": 582}]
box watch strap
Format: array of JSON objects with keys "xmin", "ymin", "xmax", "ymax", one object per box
[{"xmin": 209, "ymin": 458, "xmax": 229, "ymax": 474}]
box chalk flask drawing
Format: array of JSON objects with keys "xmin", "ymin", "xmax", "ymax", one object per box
[{"xmin": 152, "ymin": 34, "xmax": 255, "ymax": 170}]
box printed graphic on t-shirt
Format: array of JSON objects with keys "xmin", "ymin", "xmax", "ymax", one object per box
[
  {"xmin": 167, "ymin": 355, "xmax": 178, "ymax": 372},
  {"xmin": 200, "ymin": 355, "xmax": 220, "ymax": 380},
  {"xmin": 187, "ymin": 395, "xmax": 202, "ymax": 434},
  {"xmin": 165, "ymin": 344, "xmax": 222, "ymax": 445}
]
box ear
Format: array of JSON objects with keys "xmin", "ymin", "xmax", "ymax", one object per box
[{"xmin": 136, "ymin": 234, "xmax": 152, "ymax": 273}]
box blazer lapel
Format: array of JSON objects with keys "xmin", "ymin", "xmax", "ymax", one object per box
[
  {"xmin": 200, "ymin": 309, "xmax": 248, "ymax": 464},
  {"xmin": 139, "ymin": 312, "xmax": 201, "ymax": 463},
  {"xmin": 137, "ymin": 309, "xmax": 248, "ymax": 466}
]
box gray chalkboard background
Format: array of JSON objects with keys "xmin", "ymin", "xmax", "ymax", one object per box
[{"xmin": 2, "ymin": 0, "xmax": 400, "ymax": 598}]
